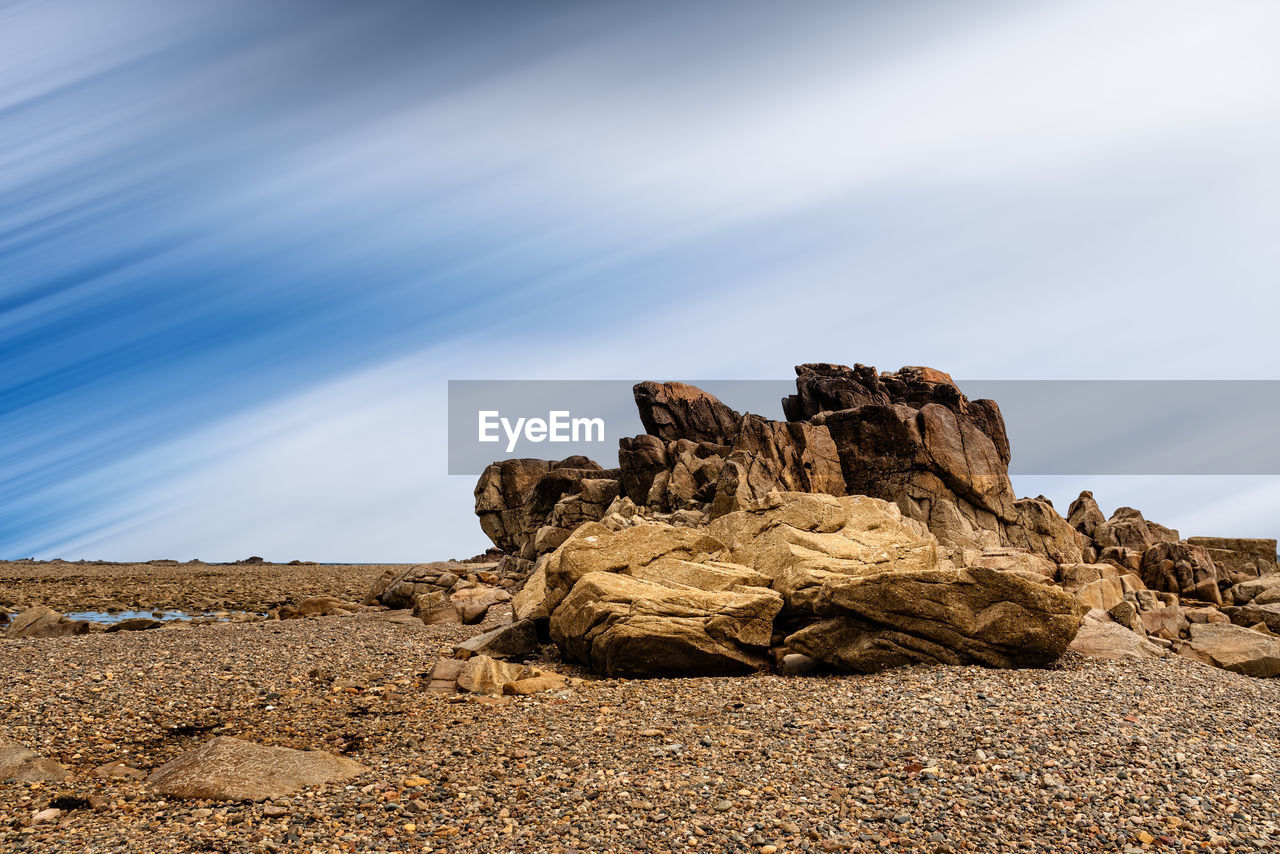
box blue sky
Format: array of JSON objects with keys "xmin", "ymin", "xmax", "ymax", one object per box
[{"xmin": 3, "ymin": 0, "xmax": 1280, "ymax": 561}]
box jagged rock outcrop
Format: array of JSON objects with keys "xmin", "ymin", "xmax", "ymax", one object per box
[
  {"xmin": 474, "ymin": 457, "xmax": 620, "ymax": 560},
  {"xmin": 470, "ymin": 359, "xmax": 1280, "ymax": 680},
  {"xmin": 633, "ymin": 381, "xmax": 742, "ymax": 445},
  {"xmin": 473, "ymin": 362, "xmax": 1086, "ymax": 565},
  {"xmin": 1140, "ymin": 542, "xmax": 1222, "ymax": 605},
  {"xmin": 781, "ymin": 364, "xmax": 1081, "ymax": 561},
  {"xmin": 1186, "ymin": 537, "xmax": 1277, "ymax": 587}
]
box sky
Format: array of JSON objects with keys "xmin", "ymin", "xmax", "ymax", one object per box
[{"xmin": 3, "ymin": 0, "xmax": 1280, "ymax": 562}]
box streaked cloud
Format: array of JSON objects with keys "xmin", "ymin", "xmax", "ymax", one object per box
[{"xmin": 3, "ymin": 0, "xmax": 1279, "ymax": 559}]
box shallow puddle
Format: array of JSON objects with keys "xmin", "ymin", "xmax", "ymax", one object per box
[{"xmin": 66, "ymin": 609, "xmax": 212, "ymax": 624}]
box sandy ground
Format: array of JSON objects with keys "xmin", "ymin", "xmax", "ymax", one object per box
[{"xmin": 4, "ymin": 567, "xmax": 1280, "ymax": 853}]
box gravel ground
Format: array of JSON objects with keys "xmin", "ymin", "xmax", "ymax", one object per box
[
  {"xmin": 4, "ymin": 603, "xmax": 1280, "ymax": 853},
  {"xmin": 0, "ymin": 561, "xmax": 405, "ymax": 614}
]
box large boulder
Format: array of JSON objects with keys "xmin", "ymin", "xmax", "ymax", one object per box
[
  {"xmin": 1226, "ymin": 602, "xmax": 1280, "ymax": 635},
  {"xmin": 539, "ymin": 491, "xmax": 1084, "ymax": 677},
  {"xmin": 549, "ymin": 571, "xmax": 782, "ymax": 677},
  {"xmin": 1140, "ymin": 542, "xmax": 1222, "ymax": 605},
  {"xmin": 707, "ymin": 492, "xmax": 942, "ymax": 612},
  {"xmin": 1068, "ymin": 620, "xmax": 1166, "ymax": 660},
  {"xmin": 4, "ymin": 606, "xmax": 91, "ymax": 639},
  {"xmin": 0, "ymin": 740, "xmax": 70, "ymax": 782},
  {"xmin": 147, "ymin": 737, "xmax": 365, "ymax": 801},
  {"xmin": 541, "ymin": 522, "xmax": 723, "ymax": 617},
  {"xmin": 783, "ymin": 565, "xmax": 1084, "ymax": 672},
  {"xmin": 632, "ymin": 381, "xmax": 742, "ymax": 445},
  {"xmin": 1179, "ymin": 623, "xmax": 1280, "ymax": 678},
  {"xmin": 1228, "ymin": 572, "xmax": 1280, "ymax": 605}
]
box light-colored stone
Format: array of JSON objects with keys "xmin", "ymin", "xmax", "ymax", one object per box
[
  {"xmin": 0, "ymin": 739, "xmax": 71, "ymax": 782},
  {"xmin": 147, "ymin": 736, "xmax": 366, "ymax": 801},
  {"xmin": 1069, "ymin": 620, "xmax": 1165, "ymax": 660},
  {"xmin": 550, "ymin": 572, "xmax": 782, "ymax": 677},
  {"xmin": 1179, "ymin": 623, "xmax": 1280, "ymax": 677},
  {"xmin": 4, "ymin": 605, "xmax": 90, "ymax": 639}
]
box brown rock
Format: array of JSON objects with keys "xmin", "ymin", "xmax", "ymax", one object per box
[
  {"xmin": 0, "ymin": 739, "xmax": 70, "ymax": 782},
  {"xmin": 785, "ymin": 565, "xmax": 1084, "ymax": 672},
  {"xmin": 455, "ymin": 656, "xmax": 528, "ymax": 695},
  {"xmin": 1067, "ymin": 491, "xmax": 1107, "ymax": 541},
  {"xmin": 278, "ymin": 596, "xmax": 353, "ymax": 620},
  {"xmin": 549, "ymin": 571, "xmax": 782, "ymax": 677},
  {"xmin": 1179, "ymin": 623, "xmax": 1280, "ymax": 677},
  {"xmin": 633, "ymin": 381, "xmax": 742, "ymax": 445},
  {"xmin": 1094, "ymin": 507, "xmax": 1180, "ymax": 553},
  {"xmin": 1140, "ymin": 542, "xmax": 1222, "ymax": 605},
  {"xmin": 1229, "ymin": 602, "xmax": 1280, "ymax": 635},
  {"xmin": 450, "ymin": 586, "xmax": 511, "ymax": 625},
  {"xmin": 1069, "ymin": 620, "xmax": 1164, "ymax": 660},
  {"xmin": 453, "ymin": 619, "xmax": 538, "ymax": 660},
  {"xmin": 1140, "ymin": 606, "xmax": 1190, "ymax": 641},
  {"xmin": 147, "ymin": 737, "xmax": 365, "ymax": 801},
  {"xmin": 708, "ymin": 415, "xmax": 845, "ymax": 516},
  {"xmin": 4, "ymin": 606, "xmax": 91, "ymax": 639},
  {"xmin": 1186, "ymin": 537, "xmax": 1278, "ymax": 586}
]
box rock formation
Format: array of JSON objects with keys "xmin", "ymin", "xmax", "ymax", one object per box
[
  {"xmin": 470, "ymin": 360, "xmax": 1280, "ymax": 680},
  {"xmin": 529, "ymin": 492, "xmax": 1083, "ymax": 677}
]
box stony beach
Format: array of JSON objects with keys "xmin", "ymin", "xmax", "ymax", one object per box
[
  {"xmin": 4, "ymin": 562, "xmax": 1280, "ymax": 853},
  {"xmin": 0, "ymin": 560, "xmax": 401, "ymax": 615}
]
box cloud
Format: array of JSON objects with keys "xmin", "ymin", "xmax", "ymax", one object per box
[{"xmin": 4, "ymin": 0, "xmax": 1280, "ymax": 558}]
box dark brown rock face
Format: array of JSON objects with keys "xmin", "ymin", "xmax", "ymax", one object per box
[
  {"xmin": 1067, "ymin": 491, "xmax": 1107, "ymax": 541},
  {"xmin": 473, "ymin": 457, "xmax": 620, "ymax": 560},
  {"xmin": 633, "ymin": 381, "xmax": 742, "ymax": 445},
  {"xmin": 784, "ymin": 364, "xmax": 1078, "ymax": 560},
  {"xmin": 1140, "ymin": 542, "xmax": 1222, "ymax": 605},
  {"xmin": 1094, "ymin": 507, "xmax": 1180, "ymax": 553},
  {"xmin": 473, "ymin": 361, "xmax": 1084, "ymax": 565}
]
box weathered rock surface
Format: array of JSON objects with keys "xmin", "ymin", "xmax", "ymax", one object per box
[
  {"xmin": 3, "ymin": 606, "xmax": 90, "ymax": 639},
  {"xmin": 633, "ymin": 381, "xmax": 742, "ymax": 445},
  {"xmin": 0, "ymin": 739, "xmax": 70, "ymax": 782},
  {"xmin": 453, "ymin": 619, "xmax": 538, "ymax": 660},
  {"xmin": 784, "ymin": 564, "xmax": 1083, "ymax": 672},
  {"xmin": 474, "ymin": 457, "xmax": 620, "ymax": 560},
  {"xmin": 147, "ymin": 736, "xmax": 366, "ymax": 801},
  {"xmin": 538, "ymin": 492, "xmax": 1082, "ymax": 677},
  {"xmin": 1227, "ymin": 602, "xmax": 1280, "ymax": 635},
  {"xmin": 1179, "ymin": 623, "xmax": 1280, "ymax": 677},
  {"xmin": 1186, "ymin": 536, "xmax": 1277, "ymax": 587},
  {"xmin": 1228, "ymin": 572, "xmax": 1280, "ymax": 605},
  {"xmin": 278, "ymin": 596, "xmax": 355, "ymax": 620},
  {"xmin": 454, "ymin": 655, "xmax": 568, "ymax": 696},
  {"xmin": 1140, "ymin": 542, "xmax": 1222, "ymax": 605},
  {"xmin": 550, "ymin": 571, "xmax": 783, "ymax": 677},
  {"xmin": 1069, "ymin": 620, "xmax": 1165, "ymax": 660}
]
